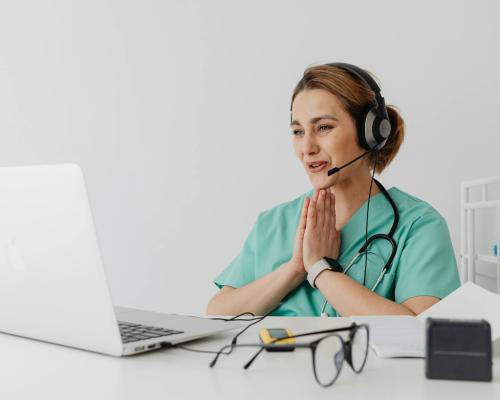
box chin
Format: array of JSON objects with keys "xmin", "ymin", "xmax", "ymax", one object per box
[{"xmin": 309, "ymin": 175, "xmax": 337, "ymax": 190}]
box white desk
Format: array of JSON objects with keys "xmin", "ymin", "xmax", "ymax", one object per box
[{"xmin": 0, "ymin": 316, "xmax": 498, "ymax": 400}]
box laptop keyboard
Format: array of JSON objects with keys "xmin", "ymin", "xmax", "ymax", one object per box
[{"xmin": 118, "ymin": 321, "xmax": 184, "ymax": 343}]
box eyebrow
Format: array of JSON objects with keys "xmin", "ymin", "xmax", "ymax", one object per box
[{"xmin": 290, "ymin": 114, "xmax": 339, "ymax": 127}]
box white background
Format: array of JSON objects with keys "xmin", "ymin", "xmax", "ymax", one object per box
[{"xmin": 1, "ymin": 0, "xmax": 499, "ymax": 314}]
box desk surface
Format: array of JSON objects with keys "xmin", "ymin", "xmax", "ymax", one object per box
[{"xmin": 0, "ymin": 316, "xmax": 498, "ymax": 400}]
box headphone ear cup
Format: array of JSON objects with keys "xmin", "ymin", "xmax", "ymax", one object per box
[
  {"xmin": 372, "ymin": 115, "xmax": 392, "ymax": 149},
  {"xmin": 362, "ymin": 108, "xmax": 391, "ymax": 150},
  {"xmin": 358, "ymin": 107, "xmax": 380, "ymax": 150},
  {"xmin": 356, "ymin": 106, "xmax": 373, "ymax": 151}
]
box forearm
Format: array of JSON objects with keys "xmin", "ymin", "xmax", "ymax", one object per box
[
  {"xmin": 315, "ymin": 271, "xmax": 415, "ymax": 316},
  {"xmin": 206, "ymin": 262, "xmax": 305, "ymax": 316}
]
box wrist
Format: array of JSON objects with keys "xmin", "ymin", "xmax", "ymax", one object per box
[
  {"xmin": 305, "ymin": 254, "xmax": 339, "ymax": 272},
  {"xmin": 283, "ymin": 261, "xmax": 306, "ymax": 281},
  {"xmin": 304, "ymin": 257, "xmax": 322, "ymax": 272},
  {"xmin": 307, "ymin": 257, "xmax": 343, "ymax": 289},
  {"xmin": 315, "ymin": 267, "xmax": 345, "ymax": 289}
]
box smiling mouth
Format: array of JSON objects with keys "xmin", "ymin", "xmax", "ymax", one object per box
[{"xmin": 308, "ymin": 162, "xmax": 329, "ymax": 173}]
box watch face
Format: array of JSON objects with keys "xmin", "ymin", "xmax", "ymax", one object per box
[{"xmin": 324, "ymin": 257, "xmax": 343, "ymax": 272}]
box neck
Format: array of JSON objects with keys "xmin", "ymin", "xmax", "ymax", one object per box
[{"xmin": 328, "ymin": 171, "xmax": 381, "ymax": 231}]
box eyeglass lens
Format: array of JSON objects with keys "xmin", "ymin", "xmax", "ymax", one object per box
[
  {"xmin": 313, "ymin": 334, "xmax": 344, "ymax": 387},
  {"xmin": 350, "ymin": 325, "xmax": 369, "ymax": 372}
]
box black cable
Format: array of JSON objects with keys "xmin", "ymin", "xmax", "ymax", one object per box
[
  {"xmin": 173, "ymin": 345, "xmax": 226, "ymax": 355},
  {"xmin": 210, "ymin": 313, "xmax": 274, "ymax": 322},
  {"xmin": 172, "ymin": 305, "xmax": 279, "ymax": 356},
  {"xmin": 362, "ymin": 151, "xmax": 378, "ymax": 286},
  {"xmin": 230, "ymin": 312, "xmax": 255, "ymax": 320},
  {"xmin": 208, "ymin": 304, "xmax": 282, "ymax": 367},
  {"xmin": 209, "ymin": 312, "xmax": 257, "ymax": 321},
  {"xmin": 226, "ymin": 316, "xmax": 270, "ymax": 321},
  {"xmin": 229, "ymin": 306, "xmax": 276, "ymax": 346},
  {"xmin": 172, "ymin": 315, "xmax": 267, "ymax": 356}
]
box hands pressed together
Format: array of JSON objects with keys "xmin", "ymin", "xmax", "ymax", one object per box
[{"xmin": 290, "ymin": 189, "xmax": 341, "ymax": 276}]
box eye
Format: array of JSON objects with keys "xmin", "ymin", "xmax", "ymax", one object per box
[
  {"xmin": 291, "ymin": 129, "xmax": 304, "ymax": 136},
  {"xmin": 318, "ymin": 124, "xmax": 333, "ymax": 133}
]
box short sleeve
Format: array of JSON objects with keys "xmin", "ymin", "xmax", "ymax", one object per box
[
  {"xmin": 213, "ymin": 216, "xmax": 259, "ymax": 289},
  {"xmin": 394, "ymin": 211, "xmax": 461, "ymax": 304}
]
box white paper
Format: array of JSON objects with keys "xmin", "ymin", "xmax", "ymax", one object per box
[
  {"xmin": 350, "ymin": 315, "xmax": 425, "ymax": 358},
  {"xmin": 350, "ymin": 282, "xmax": 500, "ymax": 358},
  {"xmin": 417, "ymin": 281, "xmax": 500, "ymax": 340}
]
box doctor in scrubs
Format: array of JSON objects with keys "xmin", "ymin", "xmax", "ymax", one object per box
[{"xmin": 207, "ymin": 63, "xmax": 460, "ymax": 317}]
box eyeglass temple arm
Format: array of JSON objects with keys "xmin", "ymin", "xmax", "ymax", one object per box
[
  {"xmin": 243, "ymin": 325, "xmax": 359, "ymax": 369},
  {"xmin": 290, "ymin": 325, "xmax": 357, "ymax": 338},
  {"xmin": 211, "ymin": 324, "xmax": 361, "ymax": 368},
  {"xmin": 243, "ymin": 346, "xmax": 266, "ymax": 369}
]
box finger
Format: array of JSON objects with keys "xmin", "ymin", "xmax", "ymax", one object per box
[
  {"xmin": 295, "ymin": 197, "xmax": 310, "ymax": 250},
  {"xmin": 324, "ymin": 189, "xmax": 331, "ymax": 234},
  {"xmin": 331, "ymin": 191, "xmax": 336, "ymax": 229},
  {"xmin": 307, "ymin": 192, "xmax": 317, "ymax": 229},
  {"xmin": 317, "ymin": 190, "xmax": 325, "ymax": 228},
  {"xmin": 326, "ymin": 192, "xmax": 336, "ymax": 242},
  {"xmin": 313, "ymin": 189, "xmax": 320, "ymax": 202},
  {"xmin": 299, "ymin": 196, "xmax": 310, "ymax": 232}
]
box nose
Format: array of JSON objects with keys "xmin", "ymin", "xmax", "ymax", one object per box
[{"xmin": 300, "ymin": 131, "xmax": 320, "ymax": 156}]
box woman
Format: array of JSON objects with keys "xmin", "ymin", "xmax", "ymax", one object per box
[{"xmin": 207, "ymin": 62, "xmax": 460, "ymax": 317}]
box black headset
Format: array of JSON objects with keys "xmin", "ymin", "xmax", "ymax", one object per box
[
  {"xmin": 326, "ymin": 63, "xmax": 391, "ymax": 151},
  {"xmin": 323, "ymin": 63, "xmax": 399, "ymax": 292}
]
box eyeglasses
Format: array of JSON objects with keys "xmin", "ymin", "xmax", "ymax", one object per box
[{"xmin": 209, "ymin": 323, "xmax": 370, "ymax": 387}]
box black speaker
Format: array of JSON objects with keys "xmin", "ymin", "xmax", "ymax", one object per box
[{"xmin": 426, "ymin": 318, "xmax": 492, "ymax": 382}]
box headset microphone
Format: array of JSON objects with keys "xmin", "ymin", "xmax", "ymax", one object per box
[{"xmin": 327, "ymin": 149, "xmax": 374, "ymax": 176}]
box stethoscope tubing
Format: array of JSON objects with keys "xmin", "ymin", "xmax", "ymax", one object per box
[{"xmin": 320, "ymin": 179, "xmax": 399, "ymax": 316}]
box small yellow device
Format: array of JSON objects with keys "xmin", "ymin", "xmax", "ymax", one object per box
[{"xmin": 259, "ymin": 328, "xmax": 295, "ymax": 352}]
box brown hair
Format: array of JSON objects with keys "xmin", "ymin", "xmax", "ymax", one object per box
[{"xmin": 290, "ymin": 64, "xmax": 404, "ymax": 174}]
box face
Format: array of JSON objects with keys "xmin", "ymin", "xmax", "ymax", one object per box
[{"xmin": 290, "ymin": 88, "xmax": 368, "ymax": 189}]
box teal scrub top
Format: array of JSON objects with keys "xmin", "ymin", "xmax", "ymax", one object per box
[{"xmin": 214, "ymin": 187, "xmax": 461, "ymax": 316}]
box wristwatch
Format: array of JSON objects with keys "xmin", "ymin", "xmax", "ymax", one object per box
[{"xmin": 307, "ymin": 257, "xmax": 343, "ymax": 289}]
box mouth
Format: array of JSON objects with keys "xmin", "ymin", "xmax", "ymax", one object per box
[{"xmin": 307, "ymin": 161, "xmax": 329, "ymax": 173}]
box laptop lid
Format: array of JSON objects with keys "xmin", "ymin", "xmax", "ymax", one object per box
[{"xmin": 0, "ymin": 164, "xmax": 123, "ymax": 355}]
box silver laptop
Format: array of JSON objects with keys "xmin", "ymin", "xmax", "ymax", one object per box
[{"xmin": 0, "ymin": 164, "xmax": 242, "ymax": 356}]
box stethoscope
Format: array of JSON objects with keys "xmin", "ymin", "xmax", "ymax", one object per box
[{"xmin": 320, "ymin": 179, "xmax": 399, "ymax": 317}]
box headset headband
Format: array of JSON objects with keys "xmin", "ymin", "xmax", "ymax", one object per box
[
  {"xmin": 327, "ymin": 62, "xmax": 381, "ymax": 93},
  {"xmin": 326, "ymin": 62, "xmax": 391, "ymax": 150},
  {"xmin": 327, "ymin": 62, "xmax": 386, "ymax": 113}
]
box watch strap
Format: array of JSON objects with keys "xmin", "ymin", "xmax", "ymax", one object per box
[
  {"xmin": 307, "ymin": 259, "xmax": 332, "ymax": 289},
  {"xmin": 324, "ymin": 256, "xmax": 343, "ymax": 272}
]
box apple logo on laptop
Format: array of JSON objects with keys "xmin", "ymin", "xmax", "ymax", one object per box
[{"xmin": 6, "ymin": 239, "xmax": 26, "ymax": 271}]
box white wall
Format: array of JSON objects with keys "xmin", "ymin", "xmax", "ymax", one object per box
[{"xmin": 1, "ymin": 0, "xmax": 499, "ymax": 314}]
